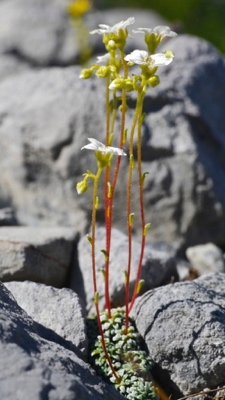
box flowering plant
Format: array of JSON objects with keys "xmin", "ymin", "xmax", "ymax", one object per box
[
  {"xmin": 67, "ymin": 0, "xmax": 93, "ymax": 64},
  {"xmin": 77, "ymin": 17, "xmax": 176, "ymax": 400}
]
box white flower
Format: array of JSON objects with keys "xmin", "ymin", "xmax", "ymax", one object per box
[
  {"xmin": 133, "ymin": 25, "xmax": 177, "ymax": 39},
  {"xmin": 96, "ymin": 53, "xmax": 110, "ymax": 64},
  {"xmin": 81, "ymin": 138, "xmax": 126, "ymax": 156},
  {"xmin": 124, "ymin": 50, "xmax": 174, "ymax": 66},
  {"xmin": 90, "ymin": 17, "xmax": 135, "ymax": 35}
]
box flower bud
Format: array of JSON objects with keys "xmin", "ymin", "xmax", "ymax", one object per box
[
  {"xmin": 124, "ymin": 78, "xmax": 134, "ymax": 92},
  {"xmin": 76, "ymin": 179, "xmax": 88, "ymax": 194},
  {"xmin": 148, "ymin": 75, "xmax": 160, "ymax": 87},
  {"xmin": 108, "ymin": 39, "xmax": 116, "ymax": 49},
  {"xmin": 79, "ymin": 68, "xmax": 93, "ymax": 79},
  {"xmin": 164, "ymin": 50, "xmax": 174, "ymax": 60},
  {"xmin": 96, "ymin": 66, "xmax": 110, "ymax": 78},
  {"xmin": 109, "ymin": 78, "xmax": 124, "ymax": 91}
]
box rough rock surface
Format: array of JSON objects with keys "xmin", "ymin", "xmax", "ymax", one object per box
[
  {"xmin": 0, "ymin": 207, "xmax": 18, "ymax": 226},
  {"xmin": 186, "ymin": 243, "xmax": 225, "ymax": 275},
  {"xmin": 0, "ymin": 227, "xmax": 78, "ymax": 287},
  {"xmin": 134, "ymin": 272, "xmax": 225, "ymax": 397},
  {"xmin": 0, "ymin": 282, "xmax": 125, "ymax": 400},
  {"xmin": 0, "ymin": 35, "xmax": 225, "ymax": 247},
  {"xmin": 73, "ymin": 227, "xmax": 177, "ymax": 314},
  {"xmin": 4, "ymin": 280, "xmax": 87, "ymax": 356}
]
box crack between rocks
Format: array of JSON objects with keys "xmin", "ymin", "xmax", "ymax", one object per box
[{"xmin": 51, "ymin": 118, "xmax": 75, "ymax": 161}]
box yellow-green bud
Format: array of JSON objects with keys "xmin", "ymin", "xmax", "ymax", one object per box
[
  {"xmin": 119, "ymin": 103, "xmax": 128, "ymax": 112},
  {"xmin": 109, "ymin": 65, "xmax": 117, "ymax": 74},
  {"xmin": 109, "ymin": 78, "xmax": 124, "ymax": 91},
  {"xmin": 164, "ymin": 50, "xmax": 174, "ymax": 59},
  {"xmin": 108, "ymin": 39, "xmax": 116, "ymax": 49},
  {"xmin": 79, "ymin": 68, "xmax": 93, "ymax": 79},
  {"xmin": 148, "ymin": 75, "xmax": 160, "ymax": 88},
  {"xmin": 76, "ymin": 179, "xmax": 88, "ymax": 194},
  {"xmin": 124, "ymin": 78, "xmax": 134, "ymax": 92},
  {"xmin": 96, "ymin": 66, "xmax": 110, "ymax": 78}
]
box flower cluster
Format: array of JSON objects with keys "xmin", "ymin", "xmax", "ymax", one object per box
[
  {"xmin": 77, "ymin": 16, "xmax": 177, "ymax": 400},
  {"xmin": 79, "ymin": 18, "xmax": 176, "ymax": 93}
]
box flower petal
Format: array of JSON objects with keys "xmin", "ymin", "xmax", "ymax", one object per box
[
  {"xmin": 153, "ymin": 25, "xmax": 177, "ymax": 38},
  {"xmin": 133, "ymin": 25, "xmax": 177, "ymax": 39},
  {"xmin": 108, "ymin": 146, "xmax": 126, "ymax": 156},
  {"xmin": 111, "ymin": 17, "xmax": 135, "ymax": 34},
  {"xmin": 125, "ymin": 49, "xmax": 149, "ymax": 65},
  {"xmin": 96, "ymin": 53, "xmax": 110, "ymax": 64},
  {"xmin": 151, "ymin": 53, "xmax": 174, "ymax": 66},
  {"xmin": 90, "ymin": 17, "xmax": 135, "ymax": 36},
  {"xmin": 81, "ymin": 138, "xmax": 126, "ymax": 156}
]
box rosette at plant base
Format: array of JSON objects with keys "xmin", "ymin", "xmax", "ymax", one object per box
[{"xmin": 87, "ymin": 308, "xmax": 158, "ymax": 400}]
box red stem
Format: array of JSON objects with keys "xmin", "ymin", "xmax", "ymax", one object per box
[
  {"xmin": 128, "ymin": 94, "xmax": 146, "ymax": 313},
  {"xmin": 104, "ymin": 57, "xmax": 128, "ymax": 316},
  {"xmin": 95, "ymin": 301, "xmax": 121, "ymax": 383}
]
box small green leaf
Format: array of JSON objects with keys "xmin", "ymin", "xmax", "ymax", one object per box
[
  {"xmin": 144, "ymin": 223, "xmax": 151, "ymax": 236},
  {"xmin": 86, "ymin": 234, "xmax": 92, "ymax": 244},
  {"xmin": 136, "ymin": 279, "xmax": 145, "ymax": 295},
  {"xmin": 142, "ymin": 172, "xmax": 149, "ymax": 185},
  {"xmin": 129, "ymin": 213, "xmax": 134, "ymax": 227},
  {"xmin": 94, "ymin": 291, "xmax": 99, "ymax": 304},
  {"xmin": 100, "ymin": 249, "xmax": 109, "ymax": 262}
]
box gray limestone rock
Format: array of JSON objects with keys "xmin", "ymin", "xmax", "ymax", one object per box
[
  {"xmin": 0, "ymin": 281, "xmax": 125, "ymax": 400},
  {"xmin": 4, "ymin": 280, "xmax": 87, "ymax": 356},
  {"xmin": 186, "ymin": 243, "xmax": 225, "ymax": 275},
  {"xmin": 0, "ymin": 35, "xmax": 225, "ymax": 248},
  {"xmin": 0, "ymin": 227, "xmax": 78, "ymax": 287},
  {"xmin": 73, "ymin": 227, "xmax": 177, "ymax": 314},
  {"xmin": 0, "ymin": 54, "xmax": 32, "ymax": 83},
  {"xmin": 0, "ymin": 207, "xmax": 17, "ymax": 226},
  {"xmin": 134, "ymin": 272, "xmax": 225, "ymax": 397}
]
